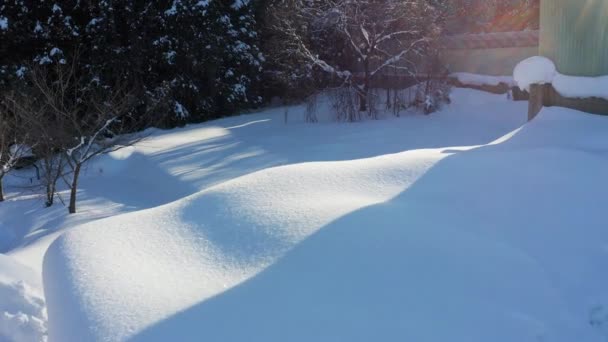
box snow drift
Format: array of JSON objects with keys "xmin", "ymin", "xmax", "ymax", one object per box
[
  {"xmin": 0, "ymin": 255, "xmax": 46, "ymax": 342},
  {"xmin": 43, "ymin": 101, "xmax": 608, "ymax": 341},
  {"xmin": 43, "ymin": 149, "xmax": 443, "ymax": 342}
]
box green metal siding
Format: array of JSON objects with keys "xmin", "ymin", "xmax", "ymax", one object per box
[
  {"xmin": 441, "ymin": 47, "xmax": 539, "ymax": 75},
  {"xmin": 540, "ymin": 0, "xmax": 608, "ymax": 76}
]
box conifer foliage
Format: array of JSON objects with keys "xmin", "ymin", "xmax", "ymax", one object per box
[{"xmin": 0, "ymin": 0, "xmax": 264, "ymax": 126}]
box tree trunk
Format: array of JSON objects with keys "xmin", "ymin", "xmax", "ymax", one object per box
[
  {"xmin": 45, "ymin": 182, "xmax": 55, "ymax": 207},
  {"xmin": 358, "ymin": 90, "xmax": 368, "ymax": 113},
  {"xmin": 386, "ymin": 86, "xmax": 391, "ymax": 109},
  {"xmin": 46, "ymin": 157, "xmax": 64, "ymax": 207},
  {"xmin": 359, "ymin": 61, "xmax": 370, "ymax": 113},
  {"xmin": 68, "ymin": 163, "xmax": 81, "ymax": 214},
  {"xmin": 0, "ymin": 176, "xmax": 4, "ymax": 202}
]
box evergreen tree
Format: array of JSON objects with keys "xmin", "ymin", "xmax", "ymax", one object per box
[{"xmin": 0, "ymin": 0, "xmax": 265, "ymax": 127}]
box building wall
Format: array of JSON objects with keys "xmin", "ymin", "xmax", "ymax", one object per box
[
  {"xmin": 540, "ymin": 0, "xmax": 608, "ymax": 76},
  {"xmin": 441, "ymin": 46, "xmax": 538, "ymax": 76}
]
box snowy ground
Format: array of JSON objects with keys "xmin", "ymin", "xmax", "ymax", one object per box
[{"xmin": 2, "ymin": 88, "xmax": 608, "ymax": 342}]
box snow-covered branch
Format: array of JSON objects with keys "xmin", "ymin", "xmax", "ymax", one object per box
[
  {"xmin": 376, "ymin": 30, "xmax": 420, "ymax": 45},
  {"xmin": 371, "ymin": 38, "xmax": 428, "ymax": 77},
  {"xmin": 269, "ymin": 0, "xmax": 443, "ymax": 113},
  {"xmin": 74, "ymin": 117, "xmax": 119, "ymax": 164}
]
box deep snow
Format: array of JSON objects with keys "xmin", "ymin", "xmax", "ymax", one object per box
[
  {"xmin": 2, "ymin": 88, "xmax": 608, "ymax": 342},
  {"xmin": 0, "ymin": 255, "xmax": 46, "ymax": 342},
  {"xmin": 514, "ymin": 56, "xmax": 608, "ymax": 100},
  {"xmin": 3, "ymin": 89, "xmax": 525, "ymax": 273},
  {"xmin": 513, "ymin": 56, "xmax": 557, "ymax": 91}
]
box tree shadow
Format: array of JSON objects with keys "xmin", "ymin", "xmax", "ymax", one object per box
[
  {"xmin": 121, "ymin": 96, "xmax": 527, "ymax": 193},
  {"xmin": 82, "ymin": 151, "xmax": 200, "ymax": 209},
  {"xmin": 2, "ymin": 151, "xmax": 203, "ymax": 253}
]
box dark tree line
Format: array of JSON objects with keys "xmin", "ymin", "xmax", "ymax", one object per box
[{"xmin": 1, "ymin": 0, "xmax": 264, "ymax": 127}]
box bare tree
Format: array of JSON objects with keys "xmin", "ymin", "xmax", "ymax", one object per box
[
  {"xmin": 0, "ymin": 99, "xmax": 32, "ymax": 202},
  {"xmin": 10, "ymin": 56, "xmax": 140, "ymax": 213},
  {"xmin": 39, "ymin": 147, "xmax": 66, "ymax": 208},
  {"xmin": 5, "ymin": 81, "xmax": 69, "ymax": 208},
  {"xmin": 33, "ymin": 61, "xmax": 139, "ymax": 213},
  {"xmin": 269, "ymin": 0, "xmax": 446, "ymax": 117},
  {"xmin": 61, "ymin": 90, "xmax": 137, "ymax": 214}
]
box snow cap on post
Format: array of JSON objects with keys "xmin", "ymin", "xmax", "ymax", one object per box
[{"xmin": 513, "ymin": 56, "xmax": 556, "ymax": 92}]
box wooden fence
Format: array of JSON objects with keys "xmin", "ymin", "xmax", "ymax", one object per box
[
  {"xmin": 439, "ymin": 31, "xmax": 539, "ymax": 76},
  {"xmin": 528, "ymin": 84, "xmax": 608, "ymax": 120}
]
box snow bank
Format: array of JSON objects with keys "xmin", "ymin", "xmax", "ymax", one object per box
[
  {"xmin": 91, "ymin": 146, "xmax": 136, "ymax": 176},
  {"xmin": 44, "ymin": 149, "xmax": 444, "ymax": 342},
  {"xmin": 451, "ymin": 72, "xmax": 515, "ymax": 87},
  {"xmin": 514, "ymin": 56, "xmax": 608, "ymax": 100},
  {"xmin": 0, "ymin": 87, "xmax": 597, "ymax": 341},
  {"xmin": 553, "ymin": 74, "xmax": 608, "ymax": 100},
  {"xmin": 513, "ymin": 56, "xmax": 556, "ymax": 91},
  {"xmin": 0, "ymin": 255, "xmax": 46, "ymax": 342},
  {"xmin": 43, "ymin": 99, "xmax": 608, "ymax": 341},
  {"xmin": 3, "ymin": 88, "xmax": 523, "ymax": 269}
]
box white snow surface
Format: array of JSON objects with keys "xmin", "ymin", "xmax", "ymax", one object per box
[
  {"xmin": 451, "ymin": 72, "xmax": 515, "ymax": 87},
  {"xmin": 514, "ymin": 56, "xmax": 608, "ymax": 100},
  {"xmin": 0, "ymin": 255, "xmax": 46, "ymax": 342},
  {"xmin": 553, "ymin": 73, "xmax": 608, "ymax": 100},
  {"xmin": 2, "ymin": 88, "xmax": 608, "ymax": 341},
  {"xmin": 513, "ymin": 56, "xmax": 557, "ymax": 91}
]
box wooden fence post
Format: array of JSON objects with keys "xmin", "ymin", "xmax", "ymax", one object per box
[{"xmin": 528, "ymin": 84, "xmax": 544, "ymax": 121}]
